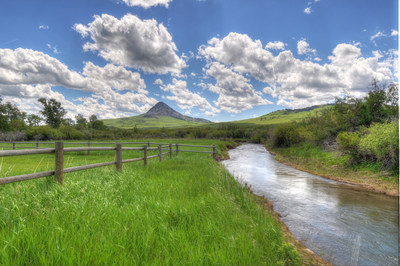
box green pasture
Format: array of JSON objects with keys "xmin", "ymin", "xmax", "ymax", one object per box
[
  {"xmin": 103, "ymin": 115, "xmax": 210, "ymax": 129},
  {"xmin": 0, "ymin": 139, "xmax": 301, "ymax": 265},
  {"xmin": 234, "ymin": 105, "xmax": 331, "ymax": 125}
]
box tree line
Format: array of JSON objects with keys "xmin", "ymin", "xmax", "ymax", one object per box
[{"xmin": 0, "ymin": 97, "xmax": 108, "ymax": 140}]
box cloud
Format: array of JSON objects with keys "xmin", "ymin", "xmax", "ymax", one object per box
[
  {"xmin": 265, "ymin": 41, "xmax": 286, "ymax": 50},
  {"xmin": 0, "ymin": 48, "xmax": 157, "ymax": 119},
  {"xmin": 154, "ymin": 78, "xmax": 163, "ymax": 85},
  {"xmin": 297, "ymin": 39, "xmax": 316, "ymax": 56},
  {"xmin": 205, "ymin": 62, "xmax": 272, "ymax": 113},
  {"xmin": 391, "ymin": 29, "xmax": 398, "ymax": 36},
  {"xmin": 199, "ymin": 32, "xmax": 275, "ymax": 83},
  {"xmin": 370, "ymin": 31, "xmax": 386, "ymax": 42},
  {"xmin": 74, "ymin": 13, "xmax": 186, "ymax": 74},
  {"xmin": 158, "ymin": 78, "xmax": 219, "ymax": 116},
  {"xmin": 262, "ymin": 87, "xmax": 274, "ymax": 95},
  {"xmin": 199, "ymin": 33, "xmax": 396, "ymax": 109},
  {"xmin": 39, "ymin": 25, "xmax": 49, "ymax": 30},
  {"xmin": 0, "ymin": 48, "xmax": 86, "ymax": 89},
  {"xmin": 304, "ymin": 7, "xmax": 312, "ymax": 14},
  {"xmin": 47, "ymin": 44, "xmax": 60, "ymax": 54},
  {"xmin": 122, "ymin": 0, "xmax": 172, "ymax": 8}
]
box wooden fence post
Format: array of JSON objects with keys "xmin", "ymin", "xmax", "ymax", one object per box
[
  {"xmin": 54, "ymin": 142, "xmax": 64, "ymax": 185},
  {"xmin": 143, "ymin": 145, "xmax": 148, "ymax": 166},
  {"xmin": 36, "ymin": 141, "xmax": 39, "ymax": 149},
  {"xmin": 12, "ymin": 142, "xmax": 15, "ymax": 150},
  {"xmin": 169, "ymin": 144, "xmax": 172, "ymax": 158},
  {"xmin": 87, "ymin": 141, "xmax": 90, "ymax": 155},
  {"xmin": 116, "ymin": 143, "xmax": 122, "ymax": 172},
  {"xmin": 176, "ymin": 143, "xmax": 179, "ymax": 155},
  {"xmin": 158, "ymin": 144, "xmax": 162, "ymax": 162},
  {"xmin": 212, "ymin": 144, "xmax": 216, "ymax": 159},
  {"xmin": 148, "ymin": 141, "xmax": 150, "ymax": 147}
]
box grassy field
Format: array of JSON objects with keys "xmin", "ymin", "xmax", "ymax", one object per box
[
  {"xmin": 268, "ymin": 143, "xmax": 399, "ymax": 197},
  {"xmin": 103, "ymin": 115, "xmax": 211, "ymax": 129},
  {"xmin": 234, "ymin": 105, "xmax": 331, "ymax": 125},
  {"xmin": 0, "ymin": 139, "xmax": 311, "ymax": 265}
]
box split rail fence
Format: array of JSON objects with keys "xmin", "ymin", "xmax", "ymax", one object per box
[{"xmin": 0, "ymin": 141, "xmax": 216, "ymax": 186}]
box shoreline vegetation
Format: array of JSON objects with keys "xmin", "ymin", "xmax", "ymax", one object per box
[{"xmin": 266, "ymin": 144, "xmax": 399, "ymax": 197}]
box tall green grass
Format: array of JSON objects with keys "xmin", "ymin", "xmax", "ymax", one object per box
[{"xmin": 0, "ymin": 141, "xmax": 300, "ymax": 265}]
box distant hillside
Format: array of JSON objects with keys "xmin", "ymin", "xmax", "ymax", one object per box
[
  {"xmin": 103, "ymin": 102, "xmax": 213, "ymax": 129},
  {"xmin": 233, "ymin": 104, "xmax": 333, "ymax": 125}
]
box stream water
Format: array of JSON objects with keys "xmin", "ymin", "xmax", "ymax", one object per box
[{"xmin": 221, "ymin": 144, "xmax": 398, "ymax": 265}]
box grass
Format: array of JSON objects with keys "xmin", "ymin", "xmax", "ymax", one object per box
[
  {"xmin": 0, "ymin": 139, "xmax": 304, "ymax": 265},
  {"xmin": 268, "ymin": 142, "xmax": 399, "ymax": 196},
  {"xmin": 103, "ymin": 115, "xmax": 210, "ymax": 129},
  {"xmin": 234, "ymin": 105, "xmax": 331, "ymax": 125}
]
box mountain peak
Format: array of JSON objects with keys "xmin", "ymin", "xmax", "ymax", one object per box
[{"xmin": 142, "ymin": 102, "xmax": 212, "ymax": 123}]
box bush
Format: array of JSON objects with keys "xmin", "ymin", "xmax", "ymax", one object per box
[
  {"xmin": 337, "ymin": 131, "xmax": 363, "ymax": 160},
  {"xmin": 25, "ymin": 126, "xmax": 63, "ymax": 140},
  {"xmin": 272, "ymin": 123, "xmax": 303, "ymax": 148},
  {"xmin": 359, "ymin": 122, "xmax": 399, "ymax": 170},
  {"xmin": 59, "ymin": 125, "xmax": 86, "ymax": 140}
]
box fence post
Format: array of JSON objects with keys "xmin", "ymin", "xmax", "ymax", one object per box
[
  {"xmin": 36, "ymin": 141, "xmax": 39, "ymax": 149},
  {"xmin": 148, "ymin": 141, "xmax": 150, "ymax": 147},
  {"xmin": 212, "ymin": 144, "xmax": 216, "ymax": 159},
  {"xmin": 158, "ymin": 144, "xmax": 162, "ymax": 162},
  {"xmin": 143, "ymin": 145, "xmax": 147, "ymax": 166},
  {"xmin": 12, "ymin": 142, "xmax": 15, "ymax": 150},
  {"xmin": 116, "ymin": 143, "xmax": 122, "ymax": 172},
  {"xmin": 87, "ymin": 141, "xmax": 90, "ymax": 155},
  {"xmin": 169, "ymin": 144, "xmax": 172, "ymax": 158},
  {"xmin": 176, "ymin": 143, "xmax": 179, "ymax": 155},
  {"xmin": 55, "ymin": 142, "xmax": 64, "ymax": 185}
]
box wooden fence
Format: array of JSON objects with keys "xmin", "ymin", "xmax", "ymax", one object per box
[{"xmin": 0, "ymin": 142, "xmax": 216, "ymax": 186}]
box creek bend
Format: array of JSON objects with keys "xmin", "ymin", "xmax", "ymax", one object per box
[{"xmin": 221, "ymin": 144, "xmax": 398, "ymax": 265}]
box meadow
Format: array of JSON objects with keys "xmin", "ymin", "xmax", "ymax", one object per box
[
  {"xmin": 103, "ymin": 115, "xmax": 210, "ymax": 129},
  {"xmin": 0, "ymin": 139, "xmax": 304, "ymax": 265}
]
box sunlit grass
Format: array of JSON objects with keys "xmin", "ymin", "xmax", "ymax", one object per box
[{"xmin": 0, "ymin": 139, "xmax": 300, "ymax": 265}]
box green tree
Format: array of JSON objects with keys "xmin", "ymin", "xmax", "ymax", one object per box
[
  {"xmin": 75, "ymin": 114, "xmax": 88, "ymax": 130},
  {"xmin": 0, "ymin": 96, "xmax": 10, "ymax": 131},
  {"xmin": 89, "ymin": 114, "xmax": 107, "ymax": 130},
  {"xmin": 38, "ymin": 98, "xmax": 66, "ymax": 128},
  {"xmin": 27, "ymin": 114, "xmax": 42, "ymax": 127}
]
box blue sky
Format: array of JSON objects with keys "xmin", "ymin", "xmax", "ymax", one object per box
[{"xmin": 0, "ymin": 0, "xmax": 398, "ymax": 122}]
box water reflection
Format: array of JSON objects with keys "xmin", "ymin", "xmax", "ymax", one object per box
[{"xmin": 222, "ymin": 144, "xmax": 398, "ymax": 266}]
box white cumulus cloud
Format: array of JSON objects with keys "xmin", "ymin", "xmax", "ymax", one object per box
[
  {"xmin": 206, "ymin": 62, "xmax": 272, "ymax": 113},
  {"xmin": 158, "ymin": 78, "xmax": 219, "ymax": 116},
  {"xmin": 0, "ymin": 48, "xmax": 157, "ymax": 119},
  {"xmin": 122, "ymin": 0, "xmax": 172, "ymax": 8},
  {"xmin": 265, "ymin": 41, "xmax": 286, "ymax": 50},
  {"xmin": 74, "ymin": 13, "xmax": 186, "ymax": 74},
  {"xmin": 297, "ymin": 39, "xmax": 316, "ymax": 56},
  {"xmin": 199, "ymin": 33, "xmax": 396, "ymax": 109}
]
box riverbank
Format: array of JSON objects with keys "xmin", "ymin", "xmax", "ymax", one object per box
[{"xmin": 266, "ymin": 143, "xmax": 399, "ymax": 197}]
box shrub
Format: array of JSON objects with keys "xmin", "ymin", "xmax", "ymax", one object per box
[
  {"xmin": 272, "ymin": 123, "xmax": 303, "ymax": 148},
  {"xmin": 337, "ymin": 131, "xmax": 363, "ymax": 160},
  {"xmin": 59, "ymin": 125, "xmax": 86, "ymax": 140},
  {"xmin": 25, "ymin": 126, "xmax": 63, "ymax": 140},
  {"xmin": 359, "ymin": 122, "xmax": 399, "ymax": 170}
]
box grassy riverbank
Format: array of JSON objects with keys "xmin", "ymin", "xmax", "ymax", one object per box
[
  {"xmin": 268, "ymin": 143, "xmax": 399, "ymax": 197},
  {"xmin": 0, "ymin": 139, "xmax": 322, "ymax": 265}
]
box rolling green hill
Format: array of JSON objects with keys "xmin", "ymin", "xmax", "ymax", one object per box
[
  {"xmin": 103, "ymin": 115, "xmax": 211, "ymax": 129},
  {"xmin": 233, "ymin": 104, "xmax": 332, "ymax": 125}
]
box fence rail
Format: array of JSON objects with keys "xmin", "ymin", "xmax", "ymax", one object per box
[{"xmin": 0, "ymin": 142, "xmax": 216, "ymax": 186}]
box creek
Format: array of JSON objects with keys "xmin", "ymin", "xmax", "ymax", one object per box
[{"xmin": 221, "ymin": 144, "xmax": 398, "ymax": 265}]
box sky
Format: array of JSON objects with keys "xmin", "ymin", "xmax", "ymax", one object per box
[{"xmin": 0, "ymin": 0, "xmax": 398, "ymax": 122}]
